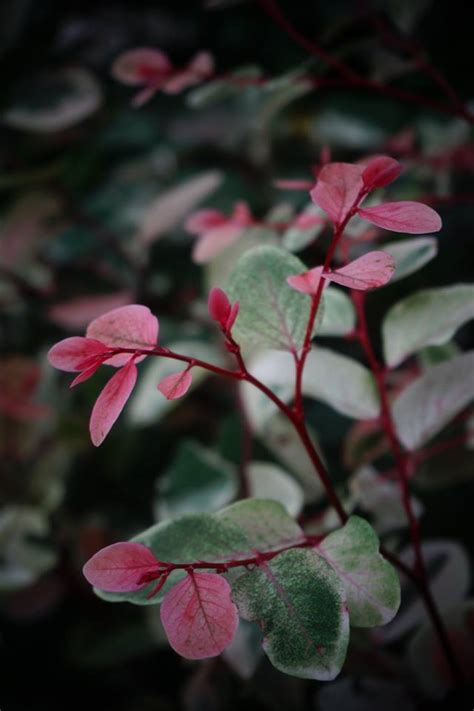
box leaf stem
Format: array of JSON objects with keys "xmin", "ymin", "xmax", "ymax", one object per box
[{"xmin": 351, "ymin": 290, "xmax": 464, "ymax": 685}]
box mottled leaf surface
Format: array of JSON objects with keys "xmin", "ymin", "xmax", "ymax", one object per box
[
  {"xmin": 232, "ymin": 548, "xmax": 349, "ymax": 680},
  {"xmin": 317, "ymin": 516, "xmax": 400, "ymax": 626}
]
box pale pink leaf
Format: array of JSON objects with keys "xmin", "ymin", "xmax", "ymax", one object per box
[
  {"xmin": 111, "ymin": 48, "xmax": 171, "ymax": 86},
  {"xmin": 132, "ymin": 84, "xmax": 159, "ymax": 108},
  {"xmin": 157, "ymin": 369, "xmax": 193, "ymax": 400},
  {"xmin": 160, "ymin": 572, "xmax": 238, "ymax": 659},
  {"xmin": 89, "ymin": 358, "xmax": 138, "ymax": 446},
  {"xmin": 192, "ymin": 224, "xmax": 242, "ymax": 263},
  {"xmin": 185, "ymin": 209, "xmax": 226, "ymax": 235},
  {"xmin": 230, "ymin": 201, "xmax": 252, "ymax": 226},
  {"xmin": 163, "ymin": 52, "xmax": 214, "ymax": 94},
  {"xmin": 357, "ymin": 202, "xmax": 442, "ymax": 234},
  {"xmin": 293, "ymin": 212, "xmax": 324, "ymax": 229},
  {"xmin": 310, "ymin": 163, "xmax": 365, "ymax": 224},
  {"xmin": 47, "ymin": 291, "xmax": 133, "ymax": 330},
  {"xmin": 287, "ymin": 266, "xmax": 324, "ymax": 295},
  {"xmin": 362, "ymin": 156, "xmax": 402, "ymax": 189},
  {"xmin": 82, "ymin": 542, "xmax": 159, "ymax": 592},
  {"xmin": 274, "ymin": 179, "xmax": 313, "ymax": 190},
  {"xmin": 86, "ymin": 304, "xmax": 159, "ymax": 367},
  {"xmin": 324, "ymin": 251, "xmax": 396, "ymax": 291},
  {"xmin": 187, "ymin": 51, "xmax": 215, "ymax": 78},
  {"xmin": 48, "ymin": 337, "xmax": 109, "ymax": 372}
]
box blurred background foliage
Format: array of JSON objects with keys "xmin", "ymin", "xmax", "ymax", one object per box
[{"xmin": 0, "ymin": 0, "xmax": 473, "ymax": 709}]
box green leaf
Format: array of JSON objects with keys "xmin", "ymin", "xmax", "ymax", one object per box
[
  {"xmin": 96, "ymin": 499, "xmax": 303, "ymax": 605},
  {"xmin": 417, "ymin": 342, "xmax": 459, "ymax": 368},
  {"xmin": 392, "ymin": 350, "xmax": 474, "ymax": 450},
  {"xmin": 316, "ymin": 516, "xmax": 400, "ymax": 627},
  {"xmin": 216, "ymin": 499, "xmax": 303, "ymax": 551},
  {"xmin": 382, "ymin": 284, "xmax": 474, "ymax": 367},
  {"xmin": 154, "ymin": 441, "xmax": 238, "ymax": 520},
  {"xmin": 232, "ymin": 548, "xmax": 349, "ymax": 680},
  {"xmin": 319, "ymin": 287, "xmax": 356, "ymax": 336},
  {"xmin": 226, "ymin": 245, "xmax": 319, "ymax": 352},
  {"xmin": 384, "ymin": 237, "xmax": 437, "ymax": 283}
]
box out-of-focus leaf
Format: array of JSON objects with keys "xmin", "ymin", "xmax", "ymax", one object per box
[
  {"xmin": 392, "ymin": 351, "xmax": 474, "ymax": 450},
  {"xmin": 187, "ymin": 65, "xmax": 263, "ymax": 108},
  {"xmin": 241, "ymin": 349, "xmax": 379, "ymax": 433},
  {"xmin": 282, "ymin": 204, "xmax": 325, "ymax": 253},
  {"xmin": 154, "ymin": 441, "xmax": 238, "ymax": 520},
  {"xmin": 408, "ymin": 599, "xmax": 474, "ymax": 698},
  {"xmin": 136, "ymin": 172, "xmax": 223, "ymax": 246},
  {"xmin": 383, "ymin": 285, "xmax": 474, "ymax": 367},
  {"xmin": 3, "ymin": 68, "xmax": 102, "ymax": 133},
  {"xmin": 383, "ymin": 237, "xmax": 437, "ymax": 283},
  {"xmin": 380, "ymin": 540, "xmax": 470, "ymax": 644},
  {"xmin": 246, "ymin": 461, "xmax": 304, "ymax": 517},
  {"xmin": 349, "ymin": 466, "xmax": 423, "ymax": 534}
]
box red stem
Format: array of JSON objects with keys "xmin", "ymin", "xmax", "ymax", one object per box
[
  {"xmin": 257, "ymin": 0, "xmax": 474, "ymax": 124},
  {"xmin": 293, "ymin": 188, "xmax": 369, "ymax": 418},
  {"xmin": 351, "ymin": 290, "xmax": 463, "ymax": 684}
]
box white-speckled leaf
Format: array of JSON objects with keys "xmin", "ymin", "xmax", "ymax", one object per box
[
  {"xmin": 232, "ymin": 548, "xmax": 349, "ymax": 680},
  {"xmin": 392, "ymin": 350, "xmax": 474, "ymax": 450},
  {"xmin": 316, "ymin": 516, "xmax": 400, "ymax": 626},
  {"xmin": 226, "ymin": 246, "xmax": 321, "ymax": 352},
  {"xmin": 383, "ymin": 284, "xmax": 474, "ymax": 367}
]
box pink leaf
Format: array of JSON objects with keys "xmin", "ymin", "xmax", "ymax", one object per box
[
  {"xmin": 324, "ymin": 251, "xmax": 396, "ymax": 290},
  {"xmin": 48, "ymin": 291, "xmax": 133, "ymax": 330},
  {"xmin": 160, "ymin": 572, "xmax": 238, "ymax": 659},
  {"xmin": 86, "ymin": 304, "xmax": 159, "ymax": 367},
  {"xmin": 157, "ymin": 369, "xmax": 193, "ymax": 400},
  {"xmin": 185, "ymin": 209, "xmax": 226, "ymax": 234},
  {"xmin": 230, "ymin": 201, "xmax": 252, "ymax": 226},
  {"xmin": 208, "ymin": 287, "xmax": 231, "ymax": 324},
  {"xmin": 226, "ymin": 301, "xmax": 240, "ymax": 331},
  {"xmin": 357, "ymin": 201, "xmax": 442, "ymax": 234},
  {"xmin": 208, "ymin": 288, "xmax": 240, "ymax": 331},
  {"xmin": 362, "ymin": 156, "xmax": 402, "ymax": 189},
  {"xmin": 70, "ymin": 361, "xmax": 102, "ymax": 388},
  {"xmin": 192, "ymin": 224, "xmax": 242, "ymax": 263},
  {"xmin": 311, "ymin": 162, "xmax": 365, "ymax": 225},
  {"xmin": 111, "ymin": 48, "xmax": 172, "ymax": 86},
  {"xmin": 89, "ymin": 358, "xmax": 138, "ymax": 446},
  {"xmin": 47, "ymin": 337, "xmax": 109, "ymax": 372},
  {"xmin": 163, "ymin": 51, "xmax": 214, "ymax": 94},
  {"xmin": 132, "ymin": 84, "xmax": 159, "ymax": 108},
  {"xmin": 287, "ymin": 266, "xmax": 324, "ymax": 295},
  {"xmin": 82, "ymin": 542, "xmax": 159, "ymax": 592},
  {"xmin": 187, "ymin": 51, "xmax": 215, "ymax": 78}
]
